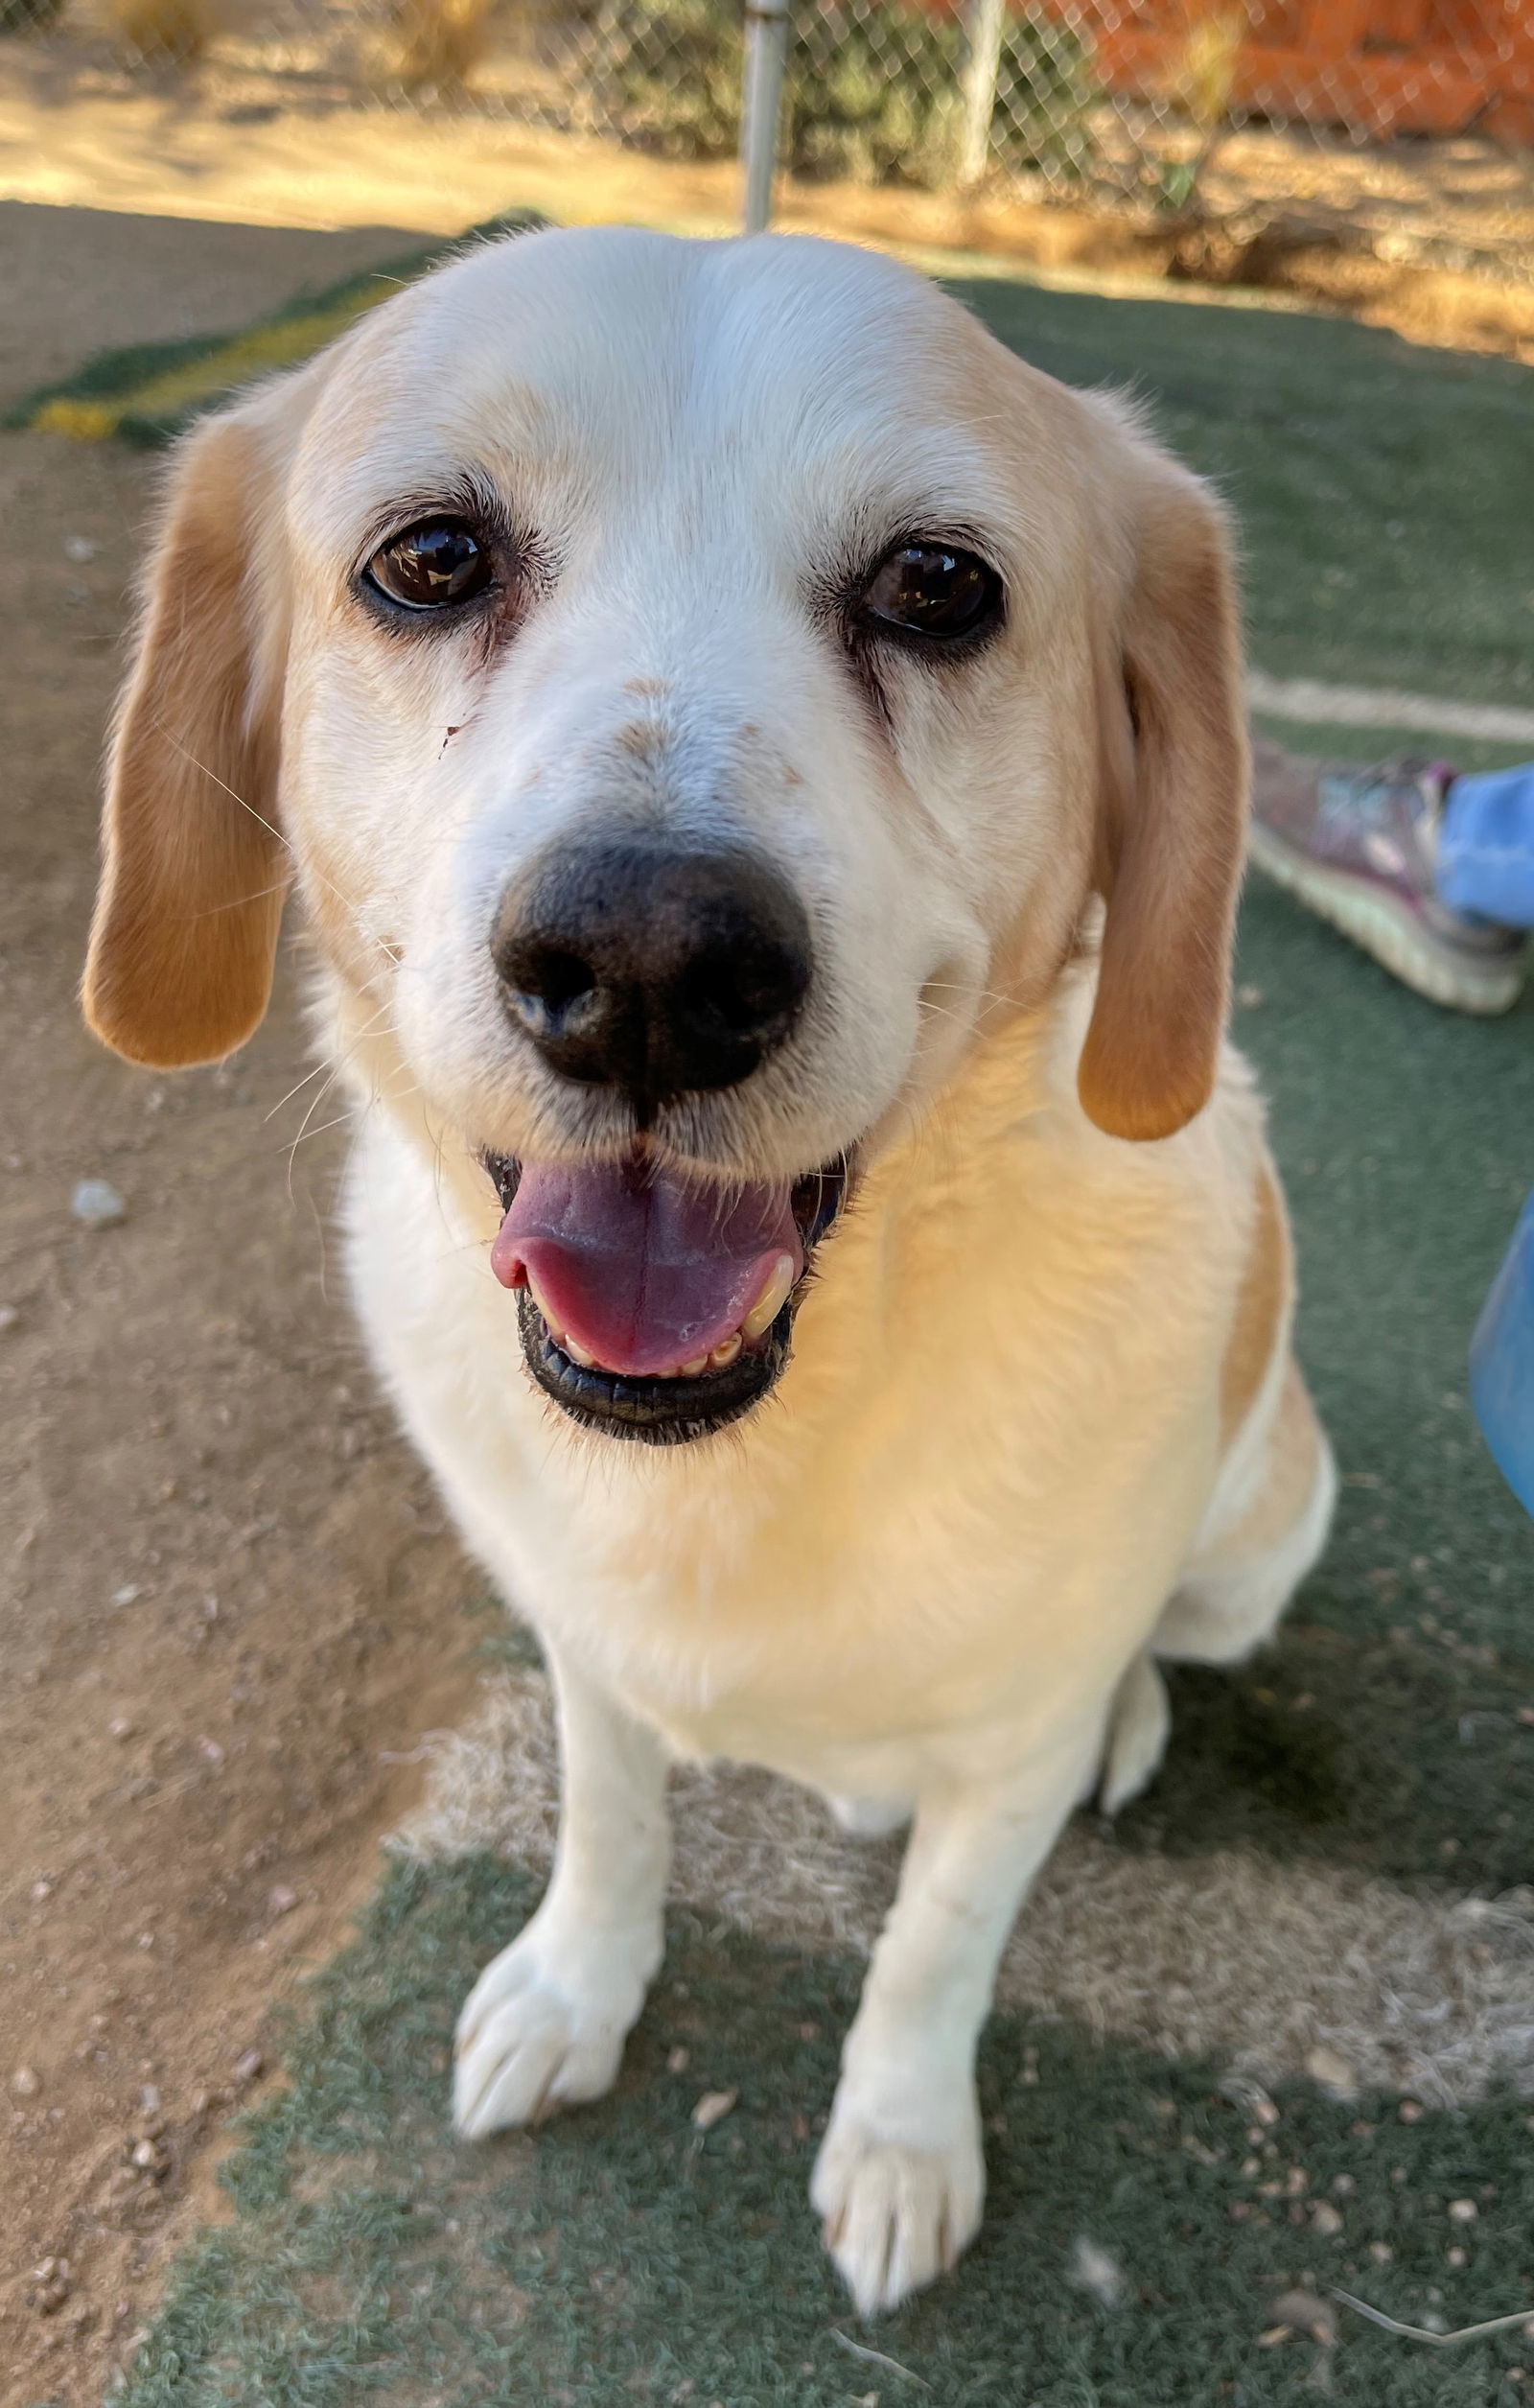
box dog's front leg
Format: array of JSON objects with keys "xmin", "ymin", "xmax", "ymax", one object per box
[
  {"xmin": 453, "ymin": 1647, "xmax": 671, "ymax": 2139},
  {"xmin": 812, "ymin": 1720, "xmax": 1100, "ymax": 2315}
]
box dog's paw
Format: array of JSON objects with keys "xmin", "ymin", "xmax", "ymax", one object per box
[
  {"xmin": 810, "ymin": 2093, "xmax": 985, "ymax": 2315},
  {"xmin": 453, "ymin": 1922, "xmax": 656, "ymax": 2139}
]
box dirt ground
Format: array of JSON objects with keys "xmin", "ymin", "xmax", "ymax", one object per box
[
  {"xmin": 0, "ymin": 204, "xmax": 495, "ymax": 2407},
  {"xmin": 2, "ymin": 49, "xmax": 1534, "ymax": 362}
]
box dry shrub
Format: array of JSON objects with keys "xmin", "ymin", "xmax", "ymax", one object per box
[
  {"xmin": 391, "ymin": 0, "xmax": 497, "ymax": 91},
  {"xmin": 105, "ymin": 0, "xmax": 210, "ymax": 62},
  {"xmin": 1165, "ymin": 5, "xmax": 1243, "ymax": 134}
]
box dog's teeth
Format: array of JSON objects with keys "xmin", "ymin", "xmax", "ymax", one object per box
[
  {"xmin": 526, "ymin": 1272, "xmax": 557, "ymax": 1327},
  {"xmin": 678, "ymin": 1354, "xmax": 709, "ymax": 1377},
  {"xmin": 741, "ymin": 1251, "xmax": 796, "ymax": 1341},
  {"xmin": 563, "ymin": 1335, "xmax": 595, "ymax": 1368},
  {"xmin": 708, "ymin": 1332, "xmax": 742, "ymax": 1369}
]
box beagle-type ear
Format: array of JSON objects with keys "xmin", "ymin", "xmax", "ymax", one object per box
[
  {"xmin": 82, "ymin": 378, "xmax": 306, "ymax": 1069},
  {"xmin": 1078, "ymin": 441, "xmax": 1248, "ymax": 1143}
]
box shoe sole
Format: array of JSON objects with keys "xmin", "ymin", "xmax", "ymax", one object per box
[{"xmin": 1247, "ymin": 823, "xmax": 1526, "ymax": 1016}]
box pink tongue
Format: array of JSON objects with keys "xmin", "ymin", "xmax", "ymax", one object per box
[{"xmin": 490, "ymin": 1157, "xmax": 801, "ymax": 1377}]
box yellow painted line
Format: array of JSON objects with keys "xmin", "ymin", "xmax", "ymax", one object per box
[{"xmin": 26, "ymin": 288, "xmax": 391, "ymax": 438}]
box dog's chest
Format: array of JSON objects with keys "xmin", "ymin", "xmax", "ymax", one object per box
[{"xmin": 350, "ymin": 1106, "xmax": 1237, "ymax": 1775}]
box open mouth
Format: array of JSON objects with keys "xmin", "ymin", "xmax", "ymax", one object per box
[{"xmin": 481, "ymin": 1148, "xmax": 849, "ymax": 1444}]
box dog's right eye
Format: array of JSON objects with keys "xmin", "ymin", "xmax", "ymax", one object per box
[{"xmin": 364, "ymin": 519, "xmax": 491, "ymax": 611}]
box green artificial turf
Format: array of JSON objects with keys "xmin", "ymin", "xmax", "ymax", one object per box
[
  {"xmin": 948, "ymin": 273, "xmax": 1534, "ymax": 711},
  {"xmin": 114, "ymin": 1857, "xmax": 1534, "ymax": 2408},
  {"xmin": 1248, "ymin": 717, "xmax": 1532, "ymax": 778}
]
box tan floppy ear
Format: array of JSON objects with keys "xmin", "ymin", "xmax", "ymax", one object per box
[
  {"xmin": 82, "ymin": 383, "xmax": 303, "ymax": 1068},
  {"xmin": 1077, "ymin": 444, "xmax": 1247, "ymax": 1143}
]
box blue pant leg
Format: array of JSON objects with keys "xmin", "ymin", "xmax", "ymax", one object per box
[
  {"xmin": 1471, "ymin": 1192, "xmax": 1534, "ymax": 1519},
  {"xmin": 1436, "ymin": 763, "xmax": 1534, "ymax": 929}
]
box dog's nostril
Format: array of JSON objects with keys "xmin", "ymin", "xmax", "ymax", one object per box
[
  {"xmin": 491, "ymin": 839, "xmax": 811, "ymax": 1113},
  {"xmin": 677, "ymin": 946, "xmax": 802, "ymax": 1040},
  {"xmin": 506, "ymin": 944, "xmax": 597, "ymax": 1021}
]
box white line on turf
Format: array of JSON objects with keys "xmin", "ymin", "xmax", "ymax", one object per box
[{"xmin": 1248, "ymin": 670, "xmax": 1534, "ymax": 747}]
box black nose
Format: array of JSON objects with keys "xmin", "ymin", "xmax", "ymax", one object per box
[{"xmin": 492, "ymin": 840, "xmax": 812, "ymax": 1120}]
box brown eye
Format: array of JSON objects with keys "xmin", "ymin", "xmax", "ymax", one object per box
[
  {"xmin": 365, "ymin": 518, "xmax": 490, "ymax": 611},
  {"xmin": 861, "ymin": 543, "xmax": 1002, "ymax": 642}
]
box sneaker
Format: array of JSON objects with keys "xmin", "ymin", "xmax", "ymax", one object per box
[{"xmin": 1248, "ymin": 741, "xmax": 1527, "ymax": 1015}]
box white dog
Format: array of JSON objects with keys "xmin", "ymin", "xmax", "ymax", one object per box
[{"xmin": 84, "ymin": 226, "xmax": 1335, "ymax": 2314}]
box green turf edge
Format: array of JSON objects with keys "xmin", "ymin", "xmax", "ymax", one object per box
[
  {"xmin": 1, "ymin": 211, "xmax": 546, "ymax": 444},
  {"xmin": 107, "ymin": 1852, "xmax": 1534, "ymax": 2408},
  {"xmin": 1249, "ymin": 716, "xmax": 1534, "ymax": 778}
]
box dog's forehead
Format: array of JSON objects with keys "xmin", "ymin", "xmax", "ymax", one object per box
[{"xmin": 300, "ymin": 228, "xmax": 1047, "ymax": 537}]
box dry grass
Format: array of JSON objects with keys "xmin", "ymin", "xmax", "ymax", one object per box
[
  {"xmin": 394, "ymin": 1671, "xmax": 1534, "ymax": 2109},
  {"xmin": 389, "ymin": 0, "xmax": 499, "ymax": 92},
  {"xmin": 103, "ymin": 0, "xmax": 211, "ymax": 64}
]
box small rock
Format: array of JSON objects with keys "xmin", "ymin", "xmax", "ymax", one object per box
[
  {"xmin": 1397, "ymin": 2099, "xmax": 1424, "ymax": 2123},
  {"xmin": 666, "ymin": 2046, "xmax": 689, "ymax": 2074},
  {"xmin": 690, "ymin": 2088, "xmax": 737, "ymax": 2133},
  {"xmin": 130, "ymin": 2137, "xmax": 168, "ymax": 2176},
  {"xmin": 12, "ymin": 2067, "xmax": 40, "ymax": 2097},
  {"xmin": 64, "ymin": 534, "xmax": 99, "ymax": 563},
  {"xmin": 31, "ymin": 1880, "xmax": 52, "ymax": 1904},
  {"xmin": 71, "ymin": 1179, "xmax": 127, "ymax": 1228},
  {"xmin": 1448, "ymin": 2197, "xmax": 1477, "ymax": 2222},
  {"xmin": 1304, "ymin": 2044, "xmax": 1358, "ymax": 2097},
  {"xmin": 30, "ymin": 2257, "xmax": 72, "ymax": 2315},
  {"xmin": 1367, "ymin": 2241, "xmax": 1393, "ymax": 2264},
  {"xmin": 111, "ymin": 1586, "xmax": 141, "ymax": 1609},
  {"xmin": 108, "ymin": 1718, "xmax": 135, "ymax": 1742},
  {"xmin": 267, "ymin": 1884, "xmax": 298, "ymax": 1918},
  {"xmin": 197, "ymin": 1736, "xmax": 225, "ymax": 1765},
  {"xmin": 0, "ymin": 1305, "xmax": 18, "ymax": 1334},
  {"xmin": 1310, "ymin": 2201, "xmax": 1344, "ymax": 2236},
  {"xmin": 233, "ymin": 2048, "xmax": 265, "ymax": 2086},
  {"xmin": 1447, "ymin": 2245, "xmax": 1468, "ymax": 2267},
  {"xmin": 1068, "ymin": 2234, "xmax": 1127, "ymax": 2308}
]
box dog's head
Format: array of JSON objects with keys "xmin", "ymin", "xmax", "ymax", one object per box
[{"xmin": 84, "ymin": 228, "xmax": 1246, "ymax": 1443}]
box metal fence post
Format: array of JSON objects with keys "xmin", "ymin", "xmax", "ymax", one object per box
[
  {"xmin": 958, "ymin": 0, "xmax": 1006, "ymax": 188},
  {"xmin": 740, "ymin": 0, "xmax": 792, "ymax": 234}
]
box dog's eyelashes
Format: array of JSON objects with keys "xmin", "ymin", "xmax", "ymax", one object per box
[
  {"xmin": 859, "ymin": 542, "xmax": 1003, "ymax": 644},
  {"xmin": 364, "ymin": 518, "xmax": 493, "ymax": 611}
]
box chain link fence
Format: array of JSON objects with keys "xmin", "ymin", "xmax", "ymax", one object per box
[{"xmin": 6, "ymin": 0, "xmax": 1534, "ymax": 268}]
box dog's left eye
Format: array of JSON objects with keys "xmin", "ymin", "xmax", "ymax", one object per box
[
  {"xmin": 364, "ymin": 518, "xmax": 492, "ymax": 611},
  {"xmin": 860, "ymin": 543, "xmax": 1002, "ymax": 643}
]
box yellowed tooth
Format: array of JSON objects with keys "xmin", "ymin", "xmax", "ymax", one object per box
[
  {"xmin": 708, "ymin": 1331, "xmax": 742, "ymax": 1369},
  {"xmin": 741, "ymin": 1251, "xmax": 796, "ymax": 1342},
  {"xmin": 525, "ymin": 1272, "xmax": 557, "ymax": 1328},
  {"xmin": 563, "ymin": 1335, "xmax": 595, "ymax": 1368},
  {"xmin": 678, "ymin": 1354, "xmax": 709, "ymax": 1377}
]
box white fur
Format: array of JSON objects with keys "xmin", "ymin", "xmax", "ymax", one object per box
[{"xmin": 95, "ymin": 227, "xmax": 1336, "ymax": 2317}]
